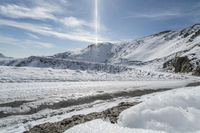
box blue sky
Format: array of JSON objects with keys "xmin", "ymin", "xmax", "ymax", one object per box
[{"xmin": 0, "ymin": 0, "xmax": 200, "ymax": 57}]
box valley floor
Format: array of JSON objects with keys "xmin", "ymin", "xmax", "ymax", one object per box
[{"xmin": 0, "ymin": 66, "xmax": 199, "ymax": 133}]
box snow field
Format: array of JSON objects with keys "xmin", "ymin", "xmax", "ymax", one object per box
[{"xmin": 64, "ymin": 86, "xmax": 200, "ymax": 133}]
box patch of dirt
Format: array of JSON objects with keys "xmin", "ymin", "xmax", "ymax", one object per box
[{"xmin": 24, "ymin": 102, "xmax": 139, "ymax": 133}]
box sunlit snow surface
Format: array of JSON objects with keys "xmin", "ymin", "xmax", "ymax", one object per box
[
  {"xmin": 0, "ymin": 66, "xmax": 198, "ymax": 83},
  {"xmin": 65, "ymin": 119, "xmax": 166, "ymax": 133},
  {"xmin": 0, "ymin": 66, "xmax": 199, "ymax": 133},
  {"xmin": 119, "ymin": 86, "xmax": 200, "ymax": 133},
  {"xmin": 65, "ymin": 86, "xmax": 200, "ymax": 133}
]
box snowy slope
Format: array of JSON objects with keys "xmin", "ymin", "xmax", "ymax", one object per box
[
  {"xmin": 51, "ymin": 24, "xmax": 200, "ymax": 64},
  {"xmin": 0, "ymin": 56, "xmax": 132, "ymax": 73},
  {"xmin": 0, "ymin": 24, "xmax": 200, "ymax": 75},
  {"xmin": 0, "ymin": 53, "xmax": 12, "ymax": 60},
  {"xmin": 52, "ymin": 43, "xmax": 115, "ymax": 63}
]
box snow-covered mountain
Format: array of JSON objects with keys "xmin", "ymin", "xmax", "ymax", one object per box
[
  {"xmin": 1, "ymin": 56, "xmax": 131, "ymax": 73},
  {"xmin": 52, "ymin": 43, "xmax": 115, "ymax": 63},
  {"xmin": 51, "ymin": 24, "xmax": 200, "ymax": 64},
  {"xmin": 0, "ymin": 53, "xmax": 12, "ymax": 59},
  {"xmin": 1, "ymin": 24, "xmax": 200, "ymax": 75},
  {"xmin": 0, "ymin": 53, "xmax": 5, "ymax": 58}
]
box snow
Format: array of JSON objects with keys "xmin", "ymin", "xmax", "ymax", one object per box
[
  {"xmin": 0, "ymin": 96, "xmax": 139, "ymax": 133},
  {"xmin": 70, "ymin": 43, "xmax": 114, "ymax": 63},
  {"xmin": 0, "ymin": 24, "xmax": 200, "ymax": 133},
  {"xmin": 0, "ymin": 66, "xmax": 197, "ymax": 83},
  {"xmin": 0, "ymin": 80, "xmax": 190, "ymax": 112},
  {"xmin": 64, "ymin": 119, "xmax": 166, "ymax": 133},
  {"xmin": 0, "ymin": 79, "xmax": 194, "ymax": 133},
  {"xmin": 1, "ymin": 24, "xmax": 200, "ymax": 68},
  {"xmin": 47, "ymin": 24, "xmax": 200, "ymax": 64},
  {"xmin": 0, "ymin": 64, "xmax": 198, "ymax": 133},
  {"xmin": 119, "ymin": 86, "xmax": 200, "ymax": 133},
  {"xmin": 64, "ymin": 86, "xmax": 200, "ymax": 133}
]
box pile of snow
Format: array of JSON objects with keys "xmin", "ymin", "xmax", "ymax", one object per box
[
  {"xmin": 119, "ymin": 86, "xmax": 200, "ymax": 133},
  {"xmin": 64, "ymin": 86, "xmax": 200, "ymax": 133},
  {"xmin": 64, "ymin": 119, "xmax": 166, "ymax": 133}
]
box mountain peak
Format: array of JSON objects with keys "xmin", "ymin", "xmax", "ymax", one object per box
[
  {"xmin": 0, "ymin": 53, "xmax": 12, "ymax": 60},
  {"xmin": 192, "ymin": 23, "xmax": 200, "ymax": 28},
  {"xmin": 0, "ymin": 53, "xmax": 5, "ymax": 58}
]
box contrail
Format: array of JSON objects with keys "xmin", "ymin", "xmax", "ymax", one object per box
[{"xmin": 95, "ymin": 0, "xmax": 99, "ymax": 45}]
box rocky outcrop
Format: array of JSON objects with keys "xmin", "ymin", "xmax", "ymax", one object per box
[
  {"xmin": 163, "ymin": 56, "xmax": 200, "ymax": 76},
  {"xmin": 188, "ymin": 29, "xmax": 200, "ymax": 42},
  {"xmin": 163, "ymin": 56, "xmax": 193, "ymax": 73},
  {"xmin": 24, "ymin": 102, "xmax": 139, "ymax": 133},
  {"xmin": 193, "ymin": 65, "xmax": 200, "ymax": 76},
  {"xmin": 174, "ymin": 56, "xmax": 192, "ymax": 73}
]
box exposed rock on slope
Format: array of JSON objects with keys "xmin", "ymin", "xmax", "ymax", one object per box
[
  {"xmin": 193, "ymin": 65, "xmax": 200, "ymax": 76},
  {"xmin": 163, "ymin": 56, "xmax": 193, "ymax": 73},
  {"xmin": 24, "ymin": 102, "xmax": 138, "ymax": 133},
  {"xmin": 163, "ymin": 56, "xmax": 200, "ymax": 76}
]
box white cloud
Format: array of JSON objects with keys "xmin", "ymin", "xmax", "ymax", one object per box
[
  {"xmin": 0, "ymin": 0, "xmax": 110, "ymax": 44},
  {"xmin": 0, "ymin": 2, "xmax": 99, "ymax": 35},
  {"xmin": 0, "ymin": 0, "xmax": 70, "ymax": 21},
  {"xmin": 0, "ymin": 4, "xmax": 56, "ymax": 20},
  {"xmin": 126, "ymin": 11, "xmax": 182, "ymax": 19},
  {"xmin": 0, "ymin": 19, "xmax": 109, "ymax": 43},
  {"xmin": 0, "ymin": 1, "xmax": 99, "ymax": 30},
  {"xmin": 38, "ymin": 42, "xmax": 55, "ymax": 48},
  {"xmin": 61, "ymin": 17, "xmax": 87, "ymax": 27}
]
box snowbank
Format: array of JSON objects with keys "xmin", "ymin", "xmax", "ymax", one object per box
[
  {"xmin": 64, "ymin": 119, "xmax": 166, "ymax": 133},
  {"xmin": 65, "ymin": 86, "xmax": 200, "ymax": 133},
  {"xmin": 119, "ymin": 86, "xmax": 200, "ymax": 133}
]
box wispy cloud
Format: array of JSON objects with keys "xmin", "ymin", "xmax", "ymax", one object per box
[
  {"xmin": 0, "ymin": 4, "xmax": 56, "ymax": 20},
  {"xmin": 26, "ymin": 33, "xmax": 40, "ymax": 39},
  {"xmin": 61, "ymin": 16, "xmax": 93, "ymax": 28},
  {"xmin": 0, "ymin": 0, "xmax": 70, "ymax": 20},
  {"xmin": 0, "ymin": 1, "xmax": 86, "ymax": 27},
  {"xmin": 0, "ymin": 0, "xmax": 110, "ymax": 48},
  {"xmin": 0, "ymin": 19, "xmax": 108, "ymax": 43},
  {"xmin": 125, "ymin": 11, "xmax": 182, "ymax": 19},
  {"xmin": 0, "ymin": 35, "xmax": 55, "ymax": 49}
]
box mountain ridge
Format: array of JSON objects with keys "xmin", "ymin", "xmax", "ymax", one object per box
[{"xmin": 1, "ymin": 23, "xmax": 200, "ymax": 75}]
